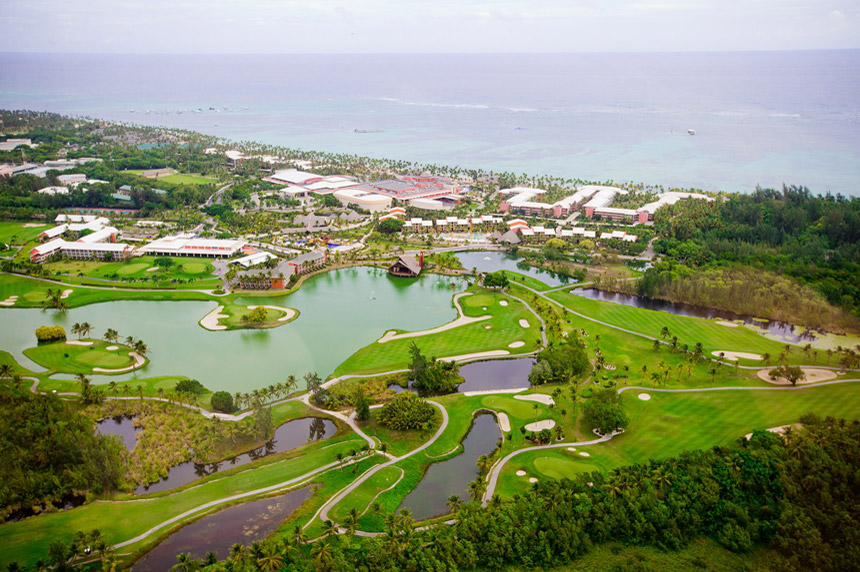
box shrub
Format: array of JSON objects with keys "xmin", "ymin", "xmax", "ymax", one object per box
[
  {"xmin": 35, "ymin": 325, "xmax": 66, "ymax": 343},
  {"xmin": 211, "ymin": 391, "xmax": 235, "ymax": 413},
  {"xmin": 377, "ymin": 393, "xmax": 435, "ymax": 431},
  {"xmin": 175, "ymin": 379, "xmax": 206, "ymax": 395}
]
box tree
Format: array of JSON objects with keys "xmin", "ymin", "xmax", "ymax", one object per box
[
  {"xmin": 243, "ymin": 306, "xmax": 268, "ymax": 324},
  {"xmin": 354, "ymin": 388, "xmax": 371, "ymax": 422},
  {"xmin": 446, "ymin": 494, "xmax": 463, "ymax": 513},
  {"xmin": 255, "ymin": 544, "xmax": 284, "ymax": 572},
  {"xmin": 377, "ymin": 393, "xmax": 435, "ymax": 430},
  {"xmin": 103, "ymin": 328, "xmax": 118, "ymax": 343},
  {"xmin": 583, "ymin": 388, "xmax": 628, "ymax": 434},
  {"xmin": 768, "ymin": 365, "xmax": 807, "ymax": 386},
  {"xmin": 378, "ymin": 218, "xmax": 404, "ymax": 233},
  {"xmin": 211, "ymin": 391, "xmax": 236, "ymax": 413},
  {"xmin": 483, "ymin": 271, "xmax": 509, "ymax": 289},
  {"xmin": 528, "ymin": 360, "xmax": 553, "ymax": 386}
]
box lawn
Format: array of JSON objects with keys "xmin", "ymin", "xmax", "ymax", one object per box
[
  {"xmin": 157, "ymin": 173, "xmax": 218, "ymax": 186},
  {"xmin": 23, "ymin": 339, "xmax": 140, "ymax": 374},
  {"xmin": 495, "ymin": 381, "xmax": 860, "ymax": 498},
  {"xmin": 0, "ymin": 437, "xmax": 369, "ymax": 568},
  {"xmin": 216, "ymin": 302, "xmax": 296, "ymax": 330},
  {"xmin": 359, "ymin": 408, "xmax": 443, "ymax": 457},
  {"xmin": 333, "ymin": 287, "xmax": 541, "ymax": 376}
]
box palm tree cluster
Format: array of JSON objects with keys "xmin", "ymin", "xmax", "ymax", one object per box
[{"xmin": 231, "ymin": 375, "xmax": 299, "ymax": 410}]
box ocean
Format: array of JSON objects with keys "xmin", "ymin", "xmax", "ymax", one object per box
[{"xmin": 1, "ymin": 51, "xmax": 858, "ymax": 194}]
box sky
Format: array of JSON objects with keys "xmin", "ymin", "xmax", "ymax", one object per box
[{"xmin": 1, "ymin": 0, "xmax": 859, "ymax": 53}]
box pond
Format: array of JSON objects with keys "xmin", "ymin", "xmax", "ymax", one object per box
[
  {"xmin": 97, "ymin": 414, "xmax": 140, "ymax": 451},
  {"xmin": 389, "ymin": 358, "xmax": 534, "ymax": 395},
  {"xmin": 0, "ymin": 267, "xmax": 466, "ymax": 393},
  {"xmin": 399, "ymin": 413, "xmax": 500, "ymax": 520},
  {"xmin": 569, "ymin": 288, "xmax": 818, "ymax": 343},
  {"xmin": 136, "ymin": 417, "xmax": 336, "ymax": 494},
  {"xmin": 132, "ymin": 486, "xmax": 311, "ymax": 571},
  {"xmin": 455, "ymin": 251, "xmax": 572, "ymax": 287}
]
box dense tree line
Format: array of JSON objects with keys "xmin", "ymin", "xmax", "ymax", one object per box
[
  {"xmin": 408, "ymin": 343, "xmax": 461, "ymax": 394},
  {"xmin": 192, "ymin": 413, "xmax": 859, "ymax": 572},
  {"xmin": 0, "ymin": 389, "xmax": 125, "ymax": 522},
  {"xmin": 649, "ymin": 186, "xmax": 860, "ymax": 326}
]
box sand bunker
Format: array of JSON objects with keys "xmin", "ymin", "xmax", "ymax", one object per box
[
  {"xmin": 516, "ymin": 470, "xmax": 527, "ymax": 476},
  {"xmin": 524, "ymin": 419, "xmax": 556, "ymax": 432},
  {"xmin": 484, "ymin": 325, "xmax": 492, "ymax": 329},
  {"xmin": 519, "ymin": 319, "xmax": 530, "ymax": 328},
  {"xmin": 508, "ymin": 341, "xmax": 525, "ymax": 348},
  {"xmin": 247, "ymin": 305, "xmax": 297, "ymax": 322},
  {"xmin": 200, "ymin": 305, "xmax": 228, "ymax": 331},
  {"xmin": 715, "ymin": 320, "xmax": 738, "ymax": 328},
  {"xmin": 0, "ymin": 295, "xmax": 18, "ymax": 307},
  {"xmin": 60, "ymin": 289, "xmax": 73, "ymax": 299},
  {"xmin": 579, "ymin": 452, "xmax": 590, "ymax": 457},
  {"xmin": 567, "ymin": 447, "xmax": 577, "ymax": 452},
  {"xmin": 745, "ymin": 423, "xmax": 801, "ymax": 440},
  {"xmin": 515, "ymin": 394, "xmax": 555, "ymax": 406},
  {"xmin": 499, "ymin": 300, "xmax": 508, "ymax": 307},
  {"xmin": 106, "ymin": 345, "xmax": 119, "ymax": 351},
  {"xmin": 94, "ymin": 352, "xmax": 145, "ymax": 373},
  {"xmin": 145, "ymin": 267, "xmax": 159, "ymax": 272},
  {"xmin": 758, "ymin": 367, "xmax": 837, "ymax": 385},
  {"xmin": 462, "ymin": 387, "xmax": 527, "ymax": 397},
  {"xmin": 23, "ymin": 223, "xmax": 45, "ymax": 228},
  {"xmin": 66, "ymin": 340, "xmax": 94, "ymax": 346},
  {"xmin": 712, "ymin": 351, "xmax": 763, "ymax": 361},
  {"xmin": 496, "ymin": 412, "xmax": 511, "ymax": 432},
  {"xmin": 638, "ymin": 393, "xmax": 651, "ymax": 401},
  {"xmin": 529, "ymin": 477, "xmax": 538, "ymax": 483},
  {"xmin": 439, "ymin": 350, "xmax": 510, "ymax": 363}
]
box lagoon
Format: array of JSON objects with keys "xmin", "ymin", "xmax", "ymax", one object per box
[
  {"xmin": 0, "ymin": 267, "xmax": 466, "ymax": 393},
  {"xmin": 456, "ymin": 251, "xmax": 571, "ymax": 287}
]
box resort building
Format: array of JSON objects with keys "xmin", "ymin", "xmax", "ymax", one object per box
[
  {"xmin": 591, "ymin": 206, "xmax": 639, "ymax": 222},
  {"xmin": 582, "ymin": 186, "xmax": 628, "ymax": 218},
  {"xmin": 55, "ymin": 214, "xmax": 98, "ymax": 224},
  {"xmin": 40, "ymin": 225, "xmax": 68, "ymax": 241},
  {"xmin": 60, "ymin": 242, "xmax": 134, "ymax": 261},
  {"xmin": 635, "ymin": 191, "xmax": 712, "ymax": 222},
  {"xmin": 230, "ymin": 251, "xmax": 278, "ymax": 269},
  {"xmin": 57, "ymin": 173, "xmax": 87, "ymax": 186},
  {"xmin": 388, "ymin": 253, "xmax": 423, "ymax": 277},
  {"xmin": 265, "ymin": 169, "xmax": 324, "ymax": 186},
  {"xmin": 364, "ymin": 176, "xmax": 462, "ymax": 201},
  {"xmin": 137, "ymin": 235, "xmax": 246, "ymax": 258},
  {"xmin": 30, "ymin": 239, "xmax": 66, "ymax": 263},
  {"xmin": 332, "ymin": 187, "xmax": 393, "ymax": 212},
  {"xmin": 37, "ymin": 186, "xmax": 69, "ymax": 196},
  {"xmin": 499, "ymin": 186, "xmax": 600, "ymax": 217},
  {"xmin": 288, "ymin": 250, "xmax": 327, "ymax": 275}
]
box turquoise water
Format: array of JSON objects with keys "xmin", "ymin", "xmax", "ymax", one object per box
[
  {"xmin": 456, "ymin": 251, "xmax": 571, "ymax": 287},
  {"xmin": 0, "ymin": 267, "xmax": 466, "ymax": 392}
]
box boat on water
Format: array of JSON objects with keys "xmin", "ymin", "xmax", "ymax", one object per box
[{"xmin": 688, "ymin": 128, "xmax": 696, "ymax": 135}]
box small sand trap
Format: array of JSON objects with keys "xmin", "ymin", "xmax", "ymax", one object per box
[
  {"xmin": 567, "ymin": 447, "xmax": 577, "ymax": 452},
  {"xmin": 482, "ymin": 307, "xmax": 487, "ymax": 310},
  {"xmin": 519, "ymin": 319, "xmax": 530, "ymax": 328},
  {"xmin": 745, "ymin": 423, "xmax": 801, "ymax": 440},
  {"xmin": 484, "ymin": 325, "xmax": 492, "ymax": 330},
  {"xmin": 0, "ymin": 295, "xmax": 19, "ymax": 306},
  {"xmin": 200, "ymin": 305, "xmax": 228, "ymax": 331},
  {"xmin": 106, "ymin": 345, "xmax": 119, "ymax": 351},
  {"xmin": 60, "ymin": 289, "xmax": 73, "ymax": 299},
  {"xmin": 66, "ymin": 340, "xmax": 93, "ymax": 346},
  {"xmin": 529, "ymin": 477, "xmax": 538, "ymax": 483},
  {"xmin": 515, "ymin": 394, "xmax": 555, "ymax": 406},
  {"xmin": 579, "ymin": 452, "xmax": 590, "ymax": 457},
  {"xmin": 499, "ymin": 300, "xmax": 508, "ymax": 307},
  {"xmin": 516, "ymin": 470, "xmax": 527, "ymax": 477},
  {"xmin": 758, "ymin": 367, "xmax": 837, "ymax": 385},
  {"xmin": 715, "ymin": 320, "xmax": 738, "ymax": 328},
  {"xmin": 23, "ymin": 223, "xmax": 46, "ymax": 228},
  {"xmin": 524, "ymin": 419, "xmax": 556, "ymax": 432},
  {"xmin": 508, "ymin": 341, "xmax": 525, "ymax": 348},
  {"xmin": 496, "ymin": 412, "xmax": 511, "ymax": 432},
  {"xmin": 145, "ymin": 267, "xmax": 159, "ymax": 272},
  {"xmin": 438, "ymin": 350, "xmax": 510, "ymax": 363},
  {"xmin": 638, "ymin": 393, "xmax": 651, "ymax": 401},
  {"xmin": 712, "ymin": 351, "xmax": 763, "ymax": 361},
  {"xmin": 462, "ymin": 388, "xmax": 528, "ymax": 397}
]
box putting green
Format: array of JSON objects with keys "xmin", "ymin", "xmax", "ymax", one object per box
[
  {"xmin": 482, "ymin": 395, "xmax": 538, "ymax": 419},
  {"xmin": 74, "ymin": 350, "xmax": 132, "ymax": 368},
  {"xmin": 181, "ymin": 262, "xmax": 208, "ymax": 275},
  {"xmin": 533, "ymin": 454, "xmax": 592, "ymax": 479},
  {"xmin": 116, "ymin": 263, "xmax": 151, "ymax": 275},
  {"xmin": 22, "ymin": 291, "xmax": 48, "ymax": 302}
]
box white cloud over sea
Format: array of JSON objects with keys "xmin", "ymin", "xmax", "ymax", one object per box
[{"xmin": 1, "ymin": 0, "xmax": 858, "ymax": 53}]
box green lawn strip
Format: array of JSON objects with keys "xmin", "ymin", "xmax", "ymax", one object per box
[
  {"xmin": 43, "ymin": 256, "xmax": 220, "ymax": 290},
  {"xmin": 0, "ymin": 221, "xmax": 49, "ymax": 245},
  {"xmin": 502, "ymin": 271, "xmax": 554, "ymax": 292},
  {"xmin": 358, "ymin": 409, "xmax": 442, "ymax": 457},
  {"xmin": 0, "ymin": 350, "xmax": 37, "ymax": 377},
  {"xmin": 23, "ymin": 339, "xmax": 139, "ymax": 374},
  {"xmin": 0, "ymin": 437, "xmax": 365, "ymax": 568},
  {"xmin": 333, "ymin": 288, "xmax": 540, "ymax": 376},
  {"xmin": 495, "ymin": 382, "xmax": 860, "ymax": 499},
  {"xmin": 0, "ymin": 273, "xmax": 215, "ymax": 308},
  {"xmin": 327, "ymin": 465, "xmax": 403, "ymax": 523},
  {"xmin": 156, "ymin": 173, "xmax": 218, "ymax": 186},
  {"xmin": 547, "ymin": 288, "xmax": 819, "ymax": 363}
]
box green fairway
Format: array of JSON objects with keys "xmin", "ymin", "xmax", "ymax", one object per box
[
  {"xmin": 23, "ymin": 340, "xmax": 139, "ymax": 374},
  {"xmin": 0, "ymin": 273, "xmax": 215, "ymax": 308},
  {"xmin": 157, "ymin": 173, "xmax": 218, "ymax": 185},
  {"xmin": 0, "ymin": 221, "xmax": 48, "ymax": 245},
  {"xmin": 333, "ymin": 287, "xmax": 541, "ymax": 376},
  {"xmin": 328, "ymin": 465, "xmax": 404, "ymax": 522},
  {"xmin": 42, "ymin": 256, "xmax": 221, "ymax": 290},
  {"xmin": 495, "ymin": 382, "xmax": 860, "ymax": 497}
]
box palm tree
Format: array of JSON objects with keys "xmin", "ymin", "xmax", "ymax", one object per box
[
  {"xmin": 80, "ymin": 322, "xmax": 92, "ymax": 338},
  {"xmin": 124, "ymin": 335, "xmax": 135, "ymax": 347},
  {"xmin": 446, "ymin": 494, "xmax": 463, "ymax": 513},
  {"xmin": 292, "ymin": 524, "xmax": 308, "ymax": 546},
  {"xmin": 762, "ymin": 352, "xmax": 771, "ymax": 366},
  {"xmin": 104, "ymin": 328, "xmax": 118, "ymax": 343},
  {"xmin": 639, "ymin": 364, "xmax": 648, "ymax": 384},
  {"xmin": 108, "ymin": 381, "xmax": 117, "ymax": 396},
  {"xmin": 136, "ymin": 384, "xmax": 144, "ymax": 400},
  {"xmin": 344, "ymin": 509, "xmax": 359, "ymax": 537},
  {"xmin": 255, "ymin": 544, "xmax": 284, "ymax": 572},
  {"xmin": 467, "ymin": 476, "xmax": 486, "ymax": 502},
  {"xmin": 709, "ymin": 367, "xmax": 717, "ymax": 383},
  {"xmin": 660, "ymin": 326, "xmax": 670, "ymax": 340},
  {"xmin": 652, "ymin": 339, "xmax": 661, "ymax": 352},
  {"xmin": 133, "ymin": 340, "xmax": 148, "ymax": 358},
  {"xmin": 71, "ymin": 322, "xmax": 82, "ymax": 339},
  {"xmin": 321, "ymin": 519, "xmax": 338, "ymax": 538},
  {"xmin": 0, "ymin": 364, "xmax": 13, "ymax": 379},
  {"xmin": 311, "ymin": 541, "xmax": 334, "ymax": 570}
]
